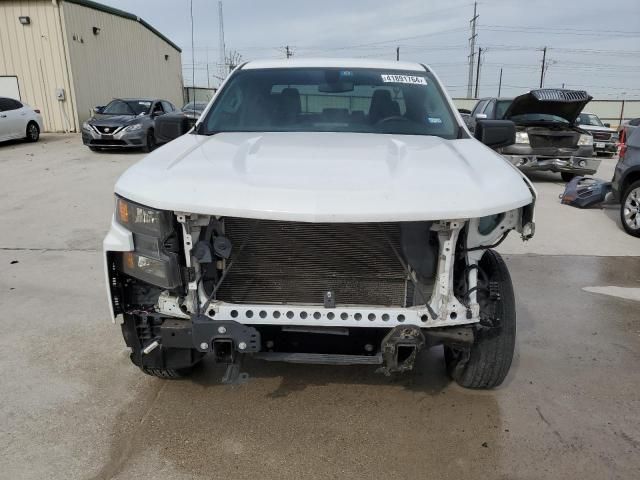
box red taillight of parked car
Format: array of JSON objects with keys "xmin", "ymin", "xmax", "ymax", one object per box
[{"xmin": 619, "ymin": 129, "xmax": 627, "ymax": 159}]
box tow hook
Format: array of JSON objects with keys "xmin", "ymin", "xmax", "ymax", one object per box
[
  {"xmin": 191, "ymin": 315, "xmax": 260, "ymax": 384},
  {"xmin": 377, "ymin": 326, "xmax": 425, "ymax": 376}
]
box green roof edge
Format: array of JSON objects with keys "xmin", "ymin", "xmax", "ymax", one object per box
[{"xmin": 63, "ymin": 0, "xmax": 182, "ymax": 53}]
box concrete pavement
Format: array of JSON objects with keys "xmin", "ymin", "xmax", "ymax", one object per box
[{"xmin": 1, "ymin": 134, "xmax": 639, "ymax": 479}]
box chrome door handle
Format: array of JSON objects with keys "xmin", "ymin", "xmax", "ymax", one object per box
[{"xmin": 0, "ymin": 114, "xmax": 6, "ymax": 118}]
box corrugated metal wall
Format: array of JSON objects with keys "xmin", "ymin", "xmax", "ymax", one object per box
[
  {"xmin": 0, "ymin": 0, "xmax": 75, "ymax": 132},
  {"xmin": 62, "ymin": 1, "xmax": 183, "ymax": 126}
]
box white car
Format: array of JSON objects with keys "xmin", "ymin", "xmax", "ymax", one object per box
[
  {"xmin": 0, "ymin": 97, "xmax": 43, "ymax": 143},
  {"xmin": 104, "ymin": 58, "xmax": 536, "ymax": 389}
]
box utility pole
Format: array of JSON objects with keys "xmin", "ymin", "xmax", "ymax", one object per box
[
  {"xmin": 539, "ymin": 46, "xmax": 547, "ymax": 88},
  {"xmin": 206, "ymin": 48, "xmax": 210, "ymax": 88},
  {"xmin": 474, "ymin": 47, "xmax": 482, "ymax": 98},
  {"xmin": 619, "ymin": 93, "xmax": 626, "ymax": 126},
  {"xmin": 396, "ymin": 46, "xmax": 400, "ymax": 61},
  {"xmin": 466, "ymin": 1, "xmax": 478, "ymax": 98},
  {"xmin": 498, "ymin": 67, "xmax": 503, "ymax": 96},
  {"xmin": 218, "ymin": 1, "xmax": 226, "ymax": 82},
  {"xmin": 285, "ymin": 45, "xmax": 293, "ymax": 58}
]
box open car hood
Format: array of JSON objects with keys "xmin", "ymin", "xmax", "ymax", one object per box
[{"xmin": 503, "ymin": 89, "xmax": 593, "ymax": 124}]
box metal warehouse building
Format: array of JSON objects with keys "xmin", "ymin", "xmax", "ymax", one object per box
[{"xmin": 0, "ymin": 0, "xmax": 183, "ymax": 132}]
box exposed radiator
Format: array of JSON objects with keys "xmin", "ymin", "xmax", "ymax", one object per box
[{"xmin": 216, "ymin": 218, "xmax": 411, "ymax": 306}]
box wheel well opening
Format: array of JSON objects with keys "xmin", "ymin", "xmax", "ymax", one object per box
[{"xmin": 623, "ymin": 173, "xmax": 640, "ymax": 196}]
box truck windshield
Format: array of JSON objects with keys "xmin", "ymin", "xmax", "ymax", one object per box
[
  {"xmin": 200, "ymin": 67, "xmax": 458, "ymax": 138},
  {"xmin": 578, "ymin": 113, "xmax": 604, "ymax": 127},
  {"xmin": 509, "ymin": 113, "xmax": 570, "ymax": 124}
]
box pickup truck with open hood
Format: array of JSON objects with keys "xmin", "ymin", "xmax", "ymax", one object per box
[
  {"xmin": 104, "ymin": 58, "xmax": 536, "ymax": 388},
  {"xmin": 467, "ymin": 89, "xmax": 598, "ymax": 182}
]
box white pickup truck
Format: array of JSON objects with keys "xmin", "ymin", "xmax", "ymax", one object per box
[{"xmin": 104, "ymin": 58, "xmax": 536, "ymax": 388}]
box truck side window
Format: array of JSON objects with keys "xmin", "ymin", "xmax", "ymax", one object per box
[
  {"xmin": 483, "ymin": 100, "xmax": 496, "ymax": 119},
  {"xmin": 471, "ymin": 100, "xmax": 487, "ymax": 117}
]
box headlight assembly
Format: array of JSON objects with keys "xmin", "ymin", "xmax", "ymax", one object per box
[
  {"xmin": 515, "ymin": 131, "xmax": 529, "ymax": 144},
  {"xmin": 82, "ymin": 121, "xmax": 92, "ymax": 131},
  {"xmin": 578, "ymin": 134, "xmax": 593, "ymax": 146},
  {"xmin": 125, "ymin": 123, "xmax": 143, "ymax": 132},
  {"xmin": 115, "ymin": 197, "xmax": 173, "ymax": 237},
  {"xmin": 115, "ymin": 197, "xmax": 182, "ymax": 289},
  {"xmin": 478, "ymin": 213, "xmax": 506, "ymax": 235},
  {"xmin": 120, "ymin": 251, "xmax": 181, "ymax": 289}
]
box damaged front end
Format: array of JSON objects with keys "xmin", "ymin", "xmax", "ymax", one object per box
[
  {"xmin": 500, "ymin": 89, "xmax": 600, "ymax": 177},
  {"xmin": 104, "ymin": 194, "xmax": 535, "ymax": 383}
]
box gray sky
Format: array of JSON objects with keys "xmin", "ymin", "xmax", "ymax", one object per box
[{"xmin": 101, "ymin": 0, "xmax": 640, "ymax": 99}]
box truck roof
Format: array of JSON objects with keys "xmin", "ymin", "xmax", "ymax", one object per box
[{"xmin": 241, "ymin": 58, "xmax": 428, "ymax": 72}]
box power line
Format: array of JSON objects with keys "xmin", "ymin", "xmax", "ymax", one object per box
[{"xmin": 479, "ymin": 24, "xmax": 640, "ymax": 37}]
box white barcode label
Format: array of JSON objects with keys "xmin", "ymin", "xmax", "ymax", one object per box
[{"xmin": 381, "ymin": 74, "xmax": 427, "ymax": 85}]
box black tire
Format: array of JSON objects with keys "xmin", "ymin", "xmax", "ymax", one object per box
[
  {"xmin": 140, "ymin": 366, "xmax": 193, "ymax": 379},
  {"xmin": 25, "ymin": 121, "xmax": 39, "ymax": 142},
  {"xmin": 561, "ymin": 172, "xmax": 576, "ymax": 182},
  {"xmin": 142, "ymin": 129, "xmax": 156, "ymax": 153},
  {"xmin": 621, "ymin": 180, "xmax": 640, "ymax": 237},
  {"xmin": 445, "ymin": 249, "xmax": 516, "ymax": 389}
]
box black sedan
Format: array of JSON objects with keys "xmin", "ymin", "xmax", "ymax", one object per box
[{"xmin": 82, "ymin": 98, "xmax": 177, "ymax": 152}]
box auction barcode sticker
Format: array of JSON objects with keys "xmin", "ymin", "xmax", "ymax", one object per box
[{"xmin": 381, "ymin": 74, "xmax": 427, "ymax": 85}]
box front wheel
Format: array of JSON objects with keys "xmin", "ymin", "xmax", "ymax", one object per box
[
  {"xmin": 25, "ymin": 121, "xmax": 39, "ymax": 142},
  {"xmin": 445, "ymin": 249, "xmax": 516, "ymax": 389},
  {"xmin": 621, "ymin": 181, "xmax": 640, "ymax": 237},
  {"xmin": 561, "ymin": 172, "xmax": 576, "ymax": 182},
  {"xmin": 142, "ymin": 129, "xmax": 156, "ymax": 153}
]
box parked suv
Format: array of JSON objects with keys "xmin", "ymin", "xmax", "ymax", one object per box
[
  {"xmin": 82, "ymin": 98, "xmax": 176, "ymax": 152},
  {"xmin": 467, "ymin": 91, "xmax": 598, "ymax": 181},
  {"xmin": 612, "ymin": 122, "xmax": 640, "ymax": 236},
  {"xmin": 577, "ymin": 112, "xmax": 618, "ymax": 157},
  {"xmin": 104, "ymin": 59, "xmax": 536, "ymax": 389}
]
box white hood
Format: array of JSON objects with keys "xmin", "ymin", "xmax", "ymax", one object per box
[{"xmin": 114, "ymin": 132, "xmax": 534, "ymax": 222}]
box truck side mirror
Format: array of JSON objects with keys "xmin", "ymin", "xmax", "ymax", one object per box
[
  {"xmin": 154, "ymin": 113, "xmax": 192, "ymax": 145},
  {"xmin": 475, "ymin": 119, "xmax": 516, "ymax": 149}
]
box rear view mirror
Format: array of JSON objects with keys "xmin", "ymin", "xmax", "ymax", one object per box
[
  {"xmin": 318, "ymin": 82, "xmax": 354, "ymax": 93},
  {"xmin": 94, "ymin": 105, "xmax": 105, "ymax": 114},
  {"xmin": 604, "ymin": 122, "xmax": 611, "ymax": 128},
  {"xmin": 475, "ymin": 119, "xmax": 516, "ymax": 149}
]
